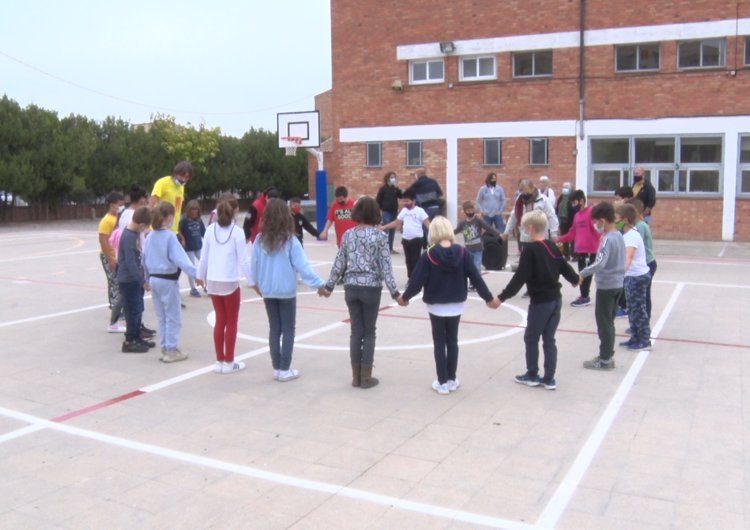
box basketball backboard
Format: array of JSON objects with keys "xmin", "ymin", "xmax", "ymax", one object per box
[{"xmin": 277, "ymin": 111, "xmax": 321, "ymax": 149}]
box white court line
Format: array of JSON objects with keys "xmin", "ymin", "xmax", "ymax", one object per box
[
  {"xmin": 654, "ymin": 280, "xmax": 750, "ymax": 289},
  {"xmin": 658, "ymin": 258, "xmax": 750, "ymax": 267},
  {"xmin": 0, "ymin": 406, "xmax": 526, "ymax": 530},
  {"xmin": 0, "ymin": 249, "xmax": 99, "ymax": 263},
  {"xmin": 535, "ymin": 282, "xmax": 685, "ymax": 529},
  {"xmin": 0, "ymin": 424, "xmax": 46, "ymax": 443},
  {"xmin": 718, "ymin": 244, "xmax": 728, "ymax": 258}
]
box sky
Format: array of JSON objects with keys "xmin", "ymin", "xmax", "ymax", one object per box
[{"xmin": 0, "ymin": 0, "xmax": 332, "ymax": 137}]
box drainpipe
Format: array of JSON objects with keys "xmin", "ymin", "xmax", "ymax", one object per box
[{"xmin": 578, "ymin": 0, "xmax": 585, "ymax": 140}]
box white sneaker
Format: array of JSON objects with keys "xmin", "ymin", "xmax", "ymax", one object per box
[
  {"xmin": 278, "ymin": 369, "xmax": 299, "ymax": 382},
  {"xmin": 222, "ymin": 361, "xmax": 246, "ymax": 374},
  {"xmin": 432, "ymin": 380, "xmax": 450, "ymax": 395},
  {"xmin": 447, "ymin": 379, "xmax": 460, "ymax": 392},
  {"xmin": 273, "ymin": 369, "xmax": 280, "ymax": 380},
  {"xmin": 108, "ymin": 324, "xmax": 126, "ymax": 333},
  {"xmin": 214, "ymin": 362, "xmax": 223, "ymax": 373},
  {"xmin": 161, "ymin": 349, "xmax": 187, "ymax": 363}
]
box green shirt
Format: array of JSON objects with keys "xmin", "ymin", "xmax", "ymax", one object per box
[{"xmin": 635, "ymin": 221, "xmax": 655, "ymax": 263}]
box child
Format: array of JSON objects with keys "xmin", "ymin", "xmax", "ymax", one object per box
[
  {"xmin": 179, "ymin": 200, "xmax": 206, "ymax": 297},
  {"xmin": 116, "ymin": 206, "xmax": 154, "ymax": 353},
  {"xmin": 324, "ymin": 197, "xmax": 400, "ymax": 389},
  {"xmin": 557, "ymin": 190, "xmax": 601, "ymax": 308},
  {"xmin": 627, "ymin": 198, "xmax": 657, "ymax": 319},
  {"xmin": 398, "ymin": 217, "xmax": 495, "ymax": 395},
  {"xmin": 99, "ymin": 192, "xmax": 125, "ymax": 333},
  {"xmin": 578, "ymin": 202, "xmax": 626, "ymax": 370},
  {"xmin": 252, "ymin": 199, "xmax": 327, "ymax": 382},
  {"xmin": 198, "ymin": 199, "xmax": 254, "ymax": 374},
  {"xmin": 454, "ymin": 200, "xmax": 500, "ymax": 291},
  {"xmin": 208, "ymin": 192, "xmax": 237, "ymax": 226},
  {"xmin": 290, "ymin": 197, "xmax": 320, "ymax": 245},
  {"xmin": 320, "ymin": 186, "xmax": 357, "ymax": 247},
  {"xmin": 616, "ymin": 203, "xmax": 652, "ymax": 351},
  {"xmin": 143, "ymin": 201, "xmax": 199, "ymax": 363},
  {"xmin": 244, "ymin": 187, "xmax": 280, "ymax": 243},
  {"xmin": 380, "ymin": 189, "xmax": 431, "ymax": 281},
  {"xmin": 492, "ymin": 210, "xmax": 579, "ymax": 390}
]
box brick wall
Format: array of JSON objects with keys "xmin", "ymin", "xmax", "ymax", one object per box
[
  {"xmin": 735, "ymin": 199, "xmax": 750, "ymax": 242},
  {"xmin": 648, "ymin": 197, "xmax": 724, "ymax": 241}
]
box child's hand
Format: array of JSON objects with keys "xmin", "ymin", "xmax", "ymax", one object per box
[
  {"xmin": 396, "ymin": 295, "xmax": 408, "ymax": 307},
  {"xmin": 143, "ymin": 282, "xmax": 150, "ymax": 293},
  {"xmin": 252, "ymin": 285, "xmax": 262, "ymax": 298},
  {"xmin": 195, "ymin": 279, "xmax": 205, "ymax": 288},
  {"xmin": 317, "ymin": 287, "xmax": 330, "ymax": 298},
  {"xmin": 486, "ymin": 297, "xmax": 501, "ymax": 309},
  {"xmin": 500, "ymin": 234, "xmax": 509, "ymax": 241}
]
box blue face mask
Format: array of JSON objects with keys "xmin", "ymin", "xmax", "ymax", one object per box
[
  {"xmin": 167, "ymin": 221, "xmax": 174, "ymax": 229},
  {"xmin": 562, "ymin": 188, "xmax": 570, "ymax": 195},
  {"xmin": 571, "ymin": 205, "xmax": 581, "ymax": 213}
]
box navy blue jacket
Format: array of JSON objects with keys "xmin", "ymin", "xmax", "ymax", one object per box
[
  {"xmin": 402, "ymin": 243, "xmax": 493, "ymax": 304},
  {"xmin": 408, "ymin": 175, "xmax": 443, "ymax": 208}
]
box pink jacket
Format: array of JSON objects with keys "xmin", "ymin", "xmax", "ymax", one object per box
[{"xmin": 558, "ymin": 206, "xmax": 601, "ymax": 254}]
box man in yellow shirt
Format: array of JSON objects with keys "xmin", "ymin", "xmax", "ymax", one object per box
[
  {"xmin": 149, "ymin": 161, "xmax": 194, "ymax": 236},
  {"xmin": 99, "ymin": 191, "xmax": 125, "ymax": 332}
]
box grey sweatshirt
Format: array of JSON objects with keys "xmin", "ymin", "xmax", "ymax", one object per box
[
  {"xmin": 454, "ymin": 217, "xmax": 500, "ymax": 252},
  {"xmin": 580, "ymin": 231, "xmax": 626, "ymax": 290}
]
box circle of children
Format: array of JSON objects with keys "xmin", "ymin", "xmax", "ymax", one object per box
[{"xmin": 97, "ymin": 162, "xmax": 656, "ymax": 394}]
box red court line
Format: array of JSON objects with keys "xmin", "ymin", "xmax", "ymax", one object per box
[
  {"xmin": 0, "ymin": 276, "xmax": 106, "ymax": 291},
  {"xmin": 50, "ymin": 390, "xmax": 145, "ymax": 423}
]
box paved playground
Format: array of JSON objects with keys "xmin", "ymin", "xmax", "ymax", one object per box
[{"xmin": 1, "ymin": 219, "xmax": 749, "ymax": 529}]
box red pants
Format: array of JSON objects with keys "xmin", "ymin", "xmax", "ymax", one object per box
[{"xmin": 211, "ymin": 289, "xmax": 241, "ymax": 363}]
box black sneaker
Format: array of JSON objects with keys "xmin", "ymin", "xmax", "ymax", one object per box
[
  {"xmin": 137, "ymin": 339, "xmax": 156, "ymax": 348},
  {"xmin": 141, "ymin": 324, "xmax": 156, "ymax": 335},
  {"xmin": 514, "ymin": 373, "xmax": 541, "ymax": 386},
  {"xmin": 122, "ymin": 341, "xmax": 149, "ymax": 354},
  {"xmin": 468, "ymin": 284, "xmax": 477, "ymax": 292},
  {"xmin": 522, "ymin": 291, "xmax": 530, "ymax": 298}
]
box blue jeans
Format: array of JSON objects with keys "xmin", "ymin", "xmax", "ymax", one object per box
[
  {"xmin": 467, "ymin": 249, "xmax": 482, "ymax": 280},
  {"xmin": 483, "ymin": 214, "xmax": 505, "ymax": 232},
  {"xmin": 264, "ymin": 297, "xmax": 297, "ymax": 370},
  {"xmin": 149, "ymin": 278, "xmax": 182, "ymax": 352},
  {"xmin": 382, "ymin": 210, "xmax": 397, "ymax": 251},
  {"xmin": 524, "ymin": 298, "xmax": 562, "ymax": 381},
  {"xmin": 624, "ymin": 273, "xmax": 651, "ymax": 344},
  {"xmin": 118, "ymin": 281, "xmax": 144, "ymax": 343}
]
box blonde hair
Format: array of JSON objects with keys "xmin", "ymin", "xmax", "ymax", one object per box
[
  {"xmin": 521, "ymin": 210, "xmax": 548, "ymax": 235},
  {"xmin": 428, "ymin": 216, "xmax": 455, "ymax": 245}
]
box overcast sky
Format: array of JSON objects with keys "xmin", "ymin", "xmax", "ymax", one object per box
[{"xmin": 0, "ymin": 0, "xmax": 332, "ymax": 137}]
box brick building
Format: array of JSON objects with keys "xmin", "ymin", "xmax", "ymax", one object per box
[{"xmin": 310, "ymin": 0, "xmax": 750, "ymax": 241}]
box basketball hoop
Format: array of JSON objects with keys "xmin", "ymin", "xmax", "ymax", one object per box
[{"xmin": 281, "ymin": 136, "xmax": 303, "ymax": 156}]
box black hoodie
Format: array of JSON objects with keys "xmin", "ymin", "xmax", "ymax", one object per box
[{"xmin": 402, "ymin": 243, "xmax": 493, "ymax": 305}]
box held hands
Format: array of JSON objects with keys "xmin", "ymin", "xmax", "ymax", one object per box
[
  {"xmin": 252, "ymin": 285, "xmax": 263, "ymax": 298},
  {"xmin": 195, "ymin": 279, "xmax": 205, "ymax": 288},
  {"xmin": 108, "ymin": 259, "xmax": 117, "ymax": 271},
  {"xmin": 396, "ymin": 295, "xmax": 408, "ymax": 307},
  {"xmin": 317, "ymin": 287, "xmax": 331, "ymax": 298},
  {"xmin": 319, "ymin": 231, "xmax": 328, "ymax": 241},
  {"xmin": 486, "ymin": 297, "xmax": 501, "ymax": 309},
  {"xmin": 500, "ymin": 234, "xmax": 509, "ymax": 241},
  {"xmin": 551, "ymin": 236, "xmax": 559, "ymax": 244}
]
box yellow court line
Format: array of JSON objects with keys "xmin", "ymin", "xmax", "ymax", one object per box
[{"xmin": 7, "ymin": 236, "xmax": 85, "ymax": 260}]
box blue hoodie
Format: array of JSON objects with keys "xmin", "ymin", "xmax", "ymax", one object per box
[{"xmin": 251, "ymin": 235, "xmax": 324, "ymax": 298}]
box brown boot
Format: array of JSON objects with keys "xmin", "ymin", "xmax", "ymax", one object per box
[
  {"xmin": 360, "ymin": 364, "xmax": 379, "ymax": 389},
  {"xmin": 351, "ymin": 364, "xmax": 361, "ymax": 387}
]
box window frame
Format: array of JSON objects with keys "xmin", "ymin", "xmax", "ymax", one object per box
[
  {"xmin": 459, "ymin": 55, "xmax": 497, "ymax": 81},
  {"xmin": 405, "ymin": 141, "xmax": 423, "ymax": 167},
  {"xmin": 512, "ymin": 50, "xmax": 553, "ymax": 78},
  {"xmin": 677, "ymin": 39, "xmax": 726, "ymax": 69},
  {"xmin": 483, "ymin": 138, "xmax": 503, "ymax": 166},
  {"xmin": 738, "ymin": 135, "xmax": 750, "ymax": 197},
  {"xmin": 745, "ymin": 37, "xmax": 750, "ymax": 67},
  {"xmin": 529, "ymin": 138, "xmax": 549, "ymax": 165},
  {"xmin": 588, "ymin": 135, "xmax": 724, "ymax": 197},
  {"xmin": 615, "ymin": 43, "xmax": 661, "ymax": 72},
  {"xmin": 365, "ymin": 142, "xmax": 382, "ymax": 168},
  {"xmin": 409, "ymin": 59, "xmax": 445, "ymax": 85}
]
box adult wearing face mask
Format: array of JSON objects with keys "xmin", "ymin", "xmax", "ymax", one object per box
[
  {"xmin": 555, "ymin": 182, "xmax": 573, "ymax": 260},
  {"xmin": 539, "ymin": 176, "xmax": 556, "ymax": 208},
  {"xmin": 631, "ymin": 167, "xmax": 656, "ymax": 225},
  {"xmin": 149, "ymin": 161, "xmax": 194, "ymax": 242},
  {"xmin": 376, "ymin": 171, "xmax": 402, "ymax": 254},
  {"xmin": 476, "ymin": 172, "xmax": 507, "ymax": 232},
  {"xmin": 502, "ymin": 179, "xmax": 559, "ymax": 247}
]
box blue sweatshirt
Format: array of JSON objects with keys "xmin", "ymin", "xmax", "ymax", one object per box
[
  {"xmin": 251, "ymin": 234, "xmax": 325, "ymax": 298},
  {"xmin": 402, "ymin": 244, "xmax": 493, "ymax": 304},
  {"xmin": 116, "ymin": 228, "xmax": 145, "ymax": 285},
  {"xmin": 143, "ymin": 229, "xmax": 198, "ymax": 280}
]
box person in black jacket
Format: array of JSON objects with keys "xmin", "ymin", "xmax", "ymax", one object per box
[
  {"xmin": 289, "ymin": 197, "xmax": 319, "ymax": 245},
  {"xmin": 632, "ymin": 167, "xmax": 656, "ymax": 225},
  {"xmin": 375, "ymin": 171, "xmax": 402, "ymax": 253},
  {"xmin": 398, "ymin": 217, "xmax": 496, "ymax": 395},
  {"xmin": 407, "ymin": 167, "xmax": 444, "ymax": 248},
  {"xmin": 491, "ymin": 210, "xmax": 580, "ymax": 390}
]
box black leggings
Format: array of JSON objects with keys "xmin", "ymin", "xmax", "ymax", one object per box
[
  {"xmin": 402, "ymin": 237, "xmax": 423, "ymax": 279},
  {"xmin": 429, "ymin": 313, "xmax": 461, "ymax": 384}
]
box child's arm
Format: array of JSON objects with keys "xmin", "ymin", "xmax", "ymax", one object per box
[
  {"xmin": 200, "ymin": 219, "xmax": 206, "ymax": 238},
  {"xmin": 422, "ymin": 218, "xmax": 431, "ymax": 229},
  {"xmin": 196, "ymin": 227, "xmax": 210, "ymax": 281},
  {"xmin": 381, "ymin": 218, "xmax": 403, "ymax": 231},
  {"xmin": 581, "ymin": 237, "xmax": 612, "ymax": 278},
  {"xmin": 243, "ymin": 206, "xmax": 257, "ymax": 241},
  {"xmin": 121, "ymin": 236, "xmax": 146, "ymax": 286},
  {"xmin": 178, "ymin": 218, "xmax": 188, "ymax": 244},
  {"xmin": 557, "ymin": 213, "xmax": 578, "ymax": 244},
  {"xmin": 300, "ymin": 215, "xmax": 320, "ymax": 238},
  {"xmin": 560, "ymin": 259, "xmax": 581, "ymax": 286},
  {"xmin": 497, "ymin": 248, "xmax": 534, "ymax": 302},
  {"xmin": 624, "ymin": 246, "xmax": 635, "ymax": 272},
  {"xmin": 454, "ymin": 220, "xmax": 466, "ymax": 235},
  {"xmin": 324, "ymin": 243, "xmax": 347, "ymax": 292},
  {"xmin": 401, "ymin": 254, "xmax": 430, "ymax": 302},
  {"xmin": 168, "ymin": 234, "xmax": 198, "ymax": 278},
  {"xmin": 290, "ymin": 238, "xmax": 325, "ymax": 290},
  {"xmin": 476, "ymin": 217, "xmax": 500, "ymax": 237},
  {"xmin": 234, "ymin": 231, "xmax": 254, "ymax": 286}
]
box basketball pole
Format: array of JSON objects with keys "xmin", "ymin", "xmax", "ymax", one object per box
[{"xmin": 307, "ymin": 148, "xmax": 328, "ymax": 238}]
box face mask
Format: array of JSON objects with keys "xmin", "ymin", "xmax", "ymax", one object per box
[
  {"xmin": 117, "ymin": 205, "xmax": 125, "ymax": 213},
  {"xmin": 614, "ymin": 200, "xmax": 624, "ymax": 207},
  {"xmin": 594, "ymin": 221, "xmax": 605, "ymax": 233},
  {"xmin": 389, "ymin": 178, "xmax": 396, "ymax": 185},
  {"xmin": 139, "ymin": 226, "xmax": 147, "ymax": 233},
  {"xmin": 337, "ymin": 199, "xmax": 346, "ymax": 205},
  {"xmin": 405, "ymin": 203, "xmax": 415, "ymax": 210},
  {"xmin": 466, "ymin": 212, "xmax": 475, "ymax": 218},
  {"xmin": 521, "ymin": 193, "xmax": 533, "ymax": 201},
  {"xmin": 571, "ymin": 205, "xmax": 581, "ymax": 213},
  {"xmin": 490, "ymin": 181, "xmax": 496, "ymax": 186},
  {"xmin": 173, "ymin": 178, "xmax": 186, "ymax": 187},
  {"xmin": 291, "ymin": 207, "xmax": 301, "ymax": 214},
  {"xmin": 562, "ymin": 188, "xmax": 570, "ymax": 195},
  {"xmin": 633, "ymin": 176, "xmax": 643, "ymax": 182},
  {"xmin": 167, "ymin": 221, "xmax": 174, "ymax": 230}
]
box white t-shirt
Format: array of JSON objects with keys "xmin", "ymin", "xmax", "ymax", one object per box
[
  {"xmin": 623, "ymin": 228, "xmax": 649, "ymax": 277},
  {"xmin": 398, "ymin": 206, "xmax": 429, "ymax": 240}
]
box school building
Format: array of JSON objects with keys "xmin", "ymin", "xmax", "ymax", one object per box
[{"xmin": 308, "ymin": 0, "xmax": 750, "ymax": 241}]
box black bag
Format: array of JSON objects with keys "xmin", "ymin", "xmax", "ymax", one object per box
[{"xmin": 481, "ymin": 233, "xmax": 508, "ymax": 271}]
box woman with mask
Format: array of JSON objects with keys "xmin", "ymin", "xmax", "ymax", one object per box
[
  {"xmin": 476, "ymin": 172, "xmax": 507, "ymax": 232},
  {"xmin": 375, "ymin": 171, "xmax": 403, "ymax": 254},
  {"xmin": 555, "ymin": 182, "xmax": 573, "ymax": 260}
]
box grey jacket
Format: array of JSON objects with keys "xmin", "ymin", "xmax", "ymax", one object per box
[
  {"xmin": 580, "ymin": 231, "xmax": 626, "ymax": 290},
  {"xmin": 476, "ymin": 184, "xmax": 506, "ymax": 217}
]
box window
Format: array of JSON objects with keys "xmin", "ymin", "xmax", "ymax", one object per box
[
  {"xmin": 513, "ymin": 50, "xmax": 553, "ymax": 77},
  {"xmin": 616, "ymin": 43, "xmax": 660, "ymax": 71},
  {"xmin": 678, "ymin": 39, "xmax": 725, "ymax": 69},
  {"xmin": 366, "ymin": 143, "xmax": 382, "ymax": 167},
  {"xmin": 410, "ymin": 60, "xmax": 444, "ymax": 84},
  {"xmin": 460, "ymin": 56, "xmax": 496, "ymax": 81},
  {"xmin": 746, "ymin": 37, "xmax": 750, "ymax": 66},
  {"xmin": 589, "ymin": 136, "xmax": 722, "ymax": 195},
  {"xmin": 483, "ymin": 139, "xmax": 502, "ymax": 165},
  {"xmin": 739, "ymin": 136, "xmax": 750, "ymax": 195},
  {"xmin": 529, "ymin": 138, "xmax": 548, "ymax": 165},
  {"xmin": 406, "ymin": 141, "xmax": 423, "ymax": 166}
]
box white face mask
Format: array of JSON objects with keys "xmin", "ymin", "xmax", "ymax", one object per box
[
  {"xmin": 117, "ymin": 205, "xmax": 125, "ymax": 213},
  {"xmin": 390, "ymin": 178, "xmax": 396, "ymax": 185},
  {"xmin": 594, "ymin": 221, "xmax": 606, "ymax": 233},
  {"xmin": 173, "ymin": 178, "xmax": 186, "ymax": 187}
]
